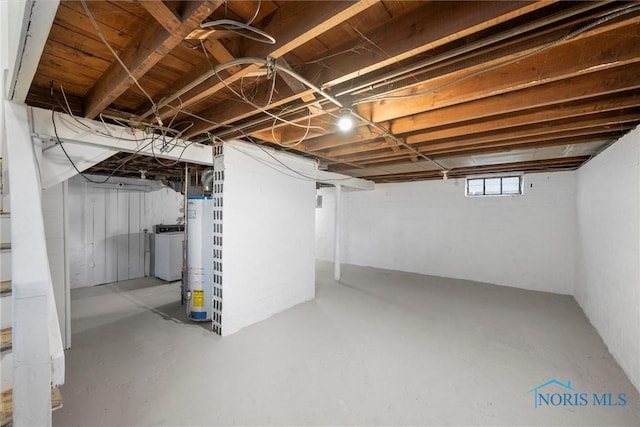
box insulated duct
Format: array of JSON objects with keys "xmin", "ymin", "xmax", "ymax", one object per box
[{"xmin": 201, "ymin": 168, "xmax": 214, "ymax": 194}]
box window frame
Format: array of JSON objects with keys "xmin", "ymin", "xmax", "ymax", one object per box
[{"xmin": 465, "ymin": 174, "xmax": 523, "ymax": 197}]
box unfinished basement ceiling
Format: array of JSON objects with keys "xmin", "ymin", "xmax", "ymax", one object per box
[{"xmin": 26, "ymin": 0, "xmax": 640, "ymax": 182}]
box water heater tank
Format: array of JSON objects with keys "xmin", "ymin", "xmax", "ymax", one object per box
[{"xmin": 186, "ymin": 196, "xmax": 213, "ymax": 321}]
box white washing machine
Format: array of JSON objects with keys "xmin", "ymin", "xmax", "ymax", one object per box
[{"xmin": 154, "ymin": 231, "xmax": 184, "ymax": 281}]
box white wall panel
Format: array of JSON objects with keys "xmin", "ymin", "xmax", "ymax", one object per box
[
  {"xmin": 104, "ymin": 188, "xmax": 118, "ymax": 284},
  {"xmin": 89, "ymin": 187, "xmax": 107, "ymax": 286},
  {"xmin": 315, "ymin": 189, "xmax": 335, "ymax": 262},
  {"xmin": 115, "ymin": 189, "xmax": 130, "ymax": 281},
  {"xmin": 221, "ymin": 141, "xmax": 316, "ymax": 335},
  {"xmin": 128, "ymin": 191, "xmax": 144, "ymax": 279},
  {"xmin": 317, "ymin": 172, "xmax": 577, "ymax": 294},
  {"xmin": 42, "ymin": 182, "xmax": 70, "ymax": 347},
  {"xmin": 576, "ymin": 129, "xmax": 640, "ymax": 392},
  {"xmin": 68, "ymin": 176, "xmax": 183, "ymax": 288}
]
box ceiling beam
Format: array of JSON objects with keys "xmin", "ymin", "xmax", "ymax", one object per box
[
  {"xmin": 310, "ymin": 89, "xmax": 640, "ymax": 155},
  {"xmin": 431, "ymin": 132, "xmax": 625, "ymax": 159},
  {"xmin": 320, "ymin": 106, "xmax": 640, "ymax": 160},
  {"xmin": 402, "ymin": 91, "xmax": 640, "ymax": 145},
  {"xmin": 322, "ymin": 110, "xmax": 640, "ymax": 163},
  {"xmin": 387, "ymin": 61, "xmax": 640, "ymax": 136},
  {"xmin": 447, "ymin": 156, "xmax": 591, "ymax": 176},
  {"xmin": 83, "ymin": 0, "xmax": 223, "ymax": 119},
  {"xmin": 250, "ymin": 19, "xmax": 640, "ymax": 155},
  {"xmin": 184, "ymin": 0, "xmax": 551, "ymax": 138},
  {"xmin": 208, "ymin": 1, "xmax": 620, "ymax": 143},
  {"xmin": 30, "ymin": 107, "xmax": 213, "ymax": 167},
  {"xmin": 412, "ymin": 118, "xmax": 639, "ymax": 153},
  {"xmin": 306, "ymin": 0, "xmax": 550, "ymax": 88},
  {"xmin": 301, "ymin": 64, "xmax": 640, "ymax": 157},
  {"xmin": 418, "ymin": 120, "xmax": 639, "ymax": 156},
  {"xmin": 358, "ymin": 21, "xmax": 640, "ymax": 124},
  {"xmin": 138, "ymin": 1, "xmax": 181, "ymax": 32},
  {"xmin": 276, "ymin": 58, "xmax": 321, "ymax": 110},
  {"xmin": 341, "ymin": 127, "xmax": 630, "ymax": 166},
  {"xmin": 162, "ymin": 0, "xmax": 380, "ymax": 127},
  {"xmin": 358, "ymin": 156, "xmax": 591, "ymax": 182},
  {"xmin": 203, "ymin": 39, "xmax": 242, "ymax": 74}
]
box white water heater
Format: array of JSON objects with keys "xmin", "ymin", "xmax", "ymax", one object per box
[{"xmin": 186, "ymin": 196, "xmax": 213, "ymax": 321}]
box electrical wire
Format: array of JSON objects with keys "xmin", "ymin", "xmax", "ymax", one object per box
[
  {"xmin": 52, "ymin": 86, "xmax": 198, "ymax": 179},
  {"xmin": 213, "ymin": 63, "xmax": 326, "ymax": 130},
  {"xmin": 354, "ymin": 3, "xmax": 640, "ymax": 105},
  {"xmin": 223, "ymin": 134, "xmax": 357, "ymax": 183},
  {"xmin": 51, "ymin": 108, "xmax": 155, "ymax": 184},
  {"xmin": 55, "ymin": 85, "xmax": 160, "ymax": 143},
  {"xmin": 271, "ymin": 104, "xmax": 314, "ymax": 147},
  {"xmin": 139, "ymin": 57, "xmax": 268, "ymax": 121},
  {"xmin": 223, "ymin": 140, "xmax": 329, "ymax": 182},
  {"xmin": 80, "ymin": 0, "xmax": 161, "ymax": 125},
  {"xmin": 245, "ymin": 0, "xmax": 261, "ymax": 26},
  {"xmin": 200, "ymin": 1, "xmax": 274, "ymax": 44},
  {"xmin": 58, "ymin": 80, "xmax": 198, "ymax": 160}
]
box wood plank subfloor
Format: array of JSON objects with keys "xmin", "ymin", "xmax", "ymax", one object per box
[
  {"xmin": 0, "ymin": 281, "xmax": 10, "ymax": 296},
  {"xmin": 0, "ymin": 328, "xmax": 11, "ymax": 352},
  {"xmin": 1, "ymin": 387, "xmax": 63, "ymax": 426}
]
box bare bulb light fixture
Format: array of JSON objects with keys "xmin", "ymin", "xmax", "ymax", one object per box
[{"xmin": 337, "ymin": 108, "xmax": 354, "ymax": 132}]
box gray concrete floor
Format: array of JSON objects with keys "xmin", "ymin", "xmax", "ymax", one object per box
[{"xmin": 54, "ymin": 262, "xmax": 640, "ymax": 426}]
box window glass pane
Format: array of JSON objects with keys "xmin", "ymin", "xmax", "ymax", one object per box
[
  {"xmin": 502, "ymin": 177, "xmax": 521, "ymax": 194},
  {"xmin": 467, "ymin": 179, "xmax": 484, "ymax": 196},
  {"xmin": 484, "ymin": 178, "xmax": 501, "ymax": 195}
]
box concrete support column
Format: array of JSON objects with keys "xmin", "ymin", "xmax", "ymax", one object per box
[{"xmin": 334, "ymin": 184, "xmax": 341, "ymax": 281}]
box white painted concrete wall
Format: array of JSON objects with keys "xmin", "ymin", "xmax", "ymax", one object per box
[
  {"xmin": 317, "ymin": 172, "xmax": 577, "ymax": 294},
  {"xmin": 315, "ymin": 188, "xmax": 336, "ymax": 262},
  {"xmin": 221, "ymin": 141, "xmax": 316, "ymax": 335},
  {"xmin": 576, "ymin": 129, "xmax": 640, "ymax": 392},
  {"xmin": 42, "ymin": 182, "xmax": 70, "ymax": 348},
  {"xmin": 68, "ymin": 175, "xmax": 183, "ymax": 288}
]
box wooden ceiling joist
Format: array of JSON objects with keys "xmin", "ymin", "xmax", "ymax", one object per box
[
  {"xmin": 183, "ymin": 0, "xmax": 554, "ymax": 138},
  {"xmin": 222, "ymin": 2, "xmax": 627, "ymax": 143},
  {"xmin": 83, "ymin": 0, "xmax": 224, "ymax": 119},
  {"xmin": 138, "ymin": 1, "xmax": 181, "ymax": 33},
  {"xmin": 360, "ymin": 156, "xmax": 591, "ymax": 183},
  {"xmin": 230, "ymin": 17, "xmax": 640, "ymax": 156},
  {"xmin": 154, "ymin": 0, "xmax": 381, "ymax": 126},
  {"xmin": 324, "ymin": 112, "xmax": 639, "ymax": 162},
  {"xmin": 304, "ymin": 0, "xmax": 554, "ymax": 88},
  {"xmin": 24, "ymin": 1, "xmax": 640, "ymax": 181},
  {"xmin": 358, "ymin": 21, "xmax": 640, "ymax": 124},
  {"xmin": 327, "ymin": 132, "xmax": 620, "ymax": 167},
  {"xmin": 426, "ymin": 132, "xmax": 627, "ymax": 159}
]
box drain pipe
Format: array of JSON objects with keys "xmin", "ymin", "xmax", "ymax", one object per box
[
  {"xmin": 182, "ymin": 164, "xmax": 189, "ymax": 306},
  {"xmin": 334, "ymin": 184, "xmax": 342, "ymax": 281}
]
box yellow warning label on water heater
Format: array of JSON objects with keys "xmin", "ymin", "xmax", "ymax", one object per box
[{"xmin": 193, "ymin": 290, "xmax": 204, "ymax": 307}]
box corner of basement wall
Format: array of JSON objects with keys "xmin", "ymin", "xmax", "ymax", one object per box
[{"xmin": 575, "ymin": 128, "xmax": 640, "ymax": 393}]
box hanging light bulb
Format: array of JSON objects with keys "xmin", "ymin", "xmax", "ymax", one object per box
[{"xmin": 337, "ymin": 108, "xmax": 354, "ymax": 132}]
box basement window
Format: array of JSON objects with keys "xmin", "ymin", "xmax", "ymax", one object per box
[{"xmin": 466, "ymin": 175, "xmax": 522, "ymax": 196}]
